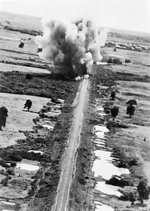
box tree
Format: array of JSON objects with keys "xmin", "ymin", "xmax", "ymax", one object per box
[
  {"xmin": 126, "ymin": 105, "xmax": 135, "ymax": 118},
  {"xmin": 0, "ymin": 106, "xmax": 8, "ymax": 130},
  {"xmin": 111, "ymin": 106, "xmax": 119, "ymax": 120},
  {"xmin": 110, "ymin": 91, "xmax": 116, "ymax": 100},
  {"xmin": 24, "ymin": 100, "xmax": 32, "ymax": 111},
  {"xmin": 137, "ymin": 179, "xmax": 150, "ymax": 204}
]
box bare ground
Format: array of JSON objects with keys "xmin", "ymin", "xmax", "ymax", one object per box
[{"xmin": 52, "ymin": 78, "xmax": 89, "ymax": 211}]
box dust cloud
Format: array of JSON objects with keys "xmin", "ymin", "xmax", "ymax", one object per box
[{"xmin": 35, "ymin": 18, "xmax": 107, "ymax": 75}]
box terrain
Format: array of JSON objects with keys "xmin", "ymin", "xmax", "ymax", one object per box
[{"xmin": 0, "ymin": 11, "xmax": 150, "ymax": 211}]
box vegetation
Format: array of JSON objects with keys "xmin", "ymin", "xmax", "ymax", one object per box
[
  {"xmin": 0, "ymin": 106, "xmax": 8, "ymax": 130},
  {"xmin": 137, "ymin": 179, "xmax": 150, "ymax": 204}
]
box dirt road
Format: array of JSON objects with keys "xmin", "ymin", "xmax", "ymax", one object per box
[{"xmin": 51, "ymin": 78, "xmax": 89, "ymax": 211}]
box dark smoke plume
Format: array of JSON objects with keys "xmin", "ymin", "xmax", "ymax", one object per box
[{"xmin": 35, "ymin": 18, "xmax": 107, "ymax": 76}]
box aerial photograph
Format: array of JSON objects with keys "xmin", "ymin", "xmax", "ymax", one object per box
[{"xmin": 0, "ymin": 0, "xmax": 150, "ymax": 210}]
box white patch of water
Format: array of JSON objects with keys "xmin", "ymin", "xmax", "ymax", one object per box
[
  {"xmin": 95, "ymin": 181, "xmax": 122, "ymax": 197},
  {"xmin": 92, "ymin": 158, "xmax": 129, "ymax": 179},
  {"xmin": 84, "ymin": 74, "xmax": 90, "ymax": 79},
  {"xmin": 16, "ymin": 163, "xmax": 40, "ymax": 171},
  {"xmin": 93, "ymin": 105, "xmax": 130, "ymax": 202},
  {"xmin": 95, "ymin": 131, "xmax": 106, "ymax": 139},
  {"xmin": 42, "ymin": 124, "xmax": 54, "ymax": 130},
  {"xmin": 97, "ymin": 112, "xmax": 106, "ymax": 116},
  {"xmin": 96, "ymin": 106, "xmax": 106, "ymax": 116},
  {"xmin": 99, "ymin": 86, "xmax": 108, "ymax": 90},
  {"xmin": 94, "ymin": 125, "xmax": 109, "ymax": 133},
  {"xmin": 93, "ymin": 122, "xmax": 130, "ymax": 180},
  {"xmin": 1, "ymin": 201, "xmax": 16, "ymax": 206},
  {"xmin": 53, "ymin": 104, "xmax": 62, "ymax": 109},
  {"xmin": 46, "ymin": 111, "xmax": 61, "ymax": 117},
  {"xmin": 95, "ymin": 204, "xmax": 114, "ymax": 211},
  {"xmin": 94, "ymin": 142, "xmax": 105, "ymax": 147},
  {"xmin": 96, "ymin": 62, "xmax": 108, "ymax": 66},
  {"xmin": 94, "ymin": 138, "xmax": 106, "ymax": 147},
  {"xmin": 95, "ymin": 106, "xmax": 106, "ymax": 116},
  {"xmin": 28, "ymin": 150, "xmax": 43, "ymax": 155},
  {"xmin": 94, "ymin": 150, "xmax": 112, "ymax": 161},
  {"xmin": 93, "ymin": 150, "xmax": 129, "ymax": 179},
  {"xmin": 96, "ymin": 106, "xmax": 104, "ymax": 111},
  {"xmin": 96, "ymin": 112, "xmax": 106, "ymax": 116},
  {"xmin": 2, "ymin": 210, "xmax": 14, "ymax": 211},
  {"xmin": 94, "ymin": 139, "xmax": 105, "ymax": 145},
  {"xmin": 95, "ymin": 201, "xmax": 114, "ymax": 211}
]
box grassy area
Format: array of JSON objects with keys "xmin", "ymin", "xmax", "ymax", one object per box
[
  {"xmin": 0, "ymin": 70, "xmax": 79, "ymax": 210},
  {"xmin": 0, "ymin": 72, "xmax": 78, "ymax": 99},
  {"xmin": 91, "ymin": 61, "xmax": 150, "ymax": 210}
]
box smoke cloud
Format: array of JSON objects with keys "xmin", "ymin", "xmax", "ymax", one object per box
[{"xmin": 35, "ymin": 18, "xmax": 107, "ymax": 76}]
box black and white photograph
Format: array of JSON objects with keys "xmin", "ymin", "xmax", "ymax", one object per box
[{"xmin": 0, "ymin": 0, "xmax": 150, "ymax": 210}]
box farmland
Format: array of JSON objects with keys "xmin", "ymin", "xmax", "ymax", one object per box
[{"xmin": 0, "ymin": 11, "xmax": 150, "ymax": 211}]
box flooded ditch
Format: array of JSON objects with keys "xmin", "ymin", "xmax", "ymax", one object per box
[
  {"xmin": 92, "ymin": 99, "xmax": 130, "ymax": 210},
  {"xmin": 0, "ymin": 26, "xmax": 149, "ymax": 210},
  {"xmin": 0, "ymin": 64, "xmax": 79, "ymax": 210},
  {"xmin": 0, "ymin": 93, "xmax": 65, "ymax": 210},
  {"xmin": 89, "ymin": 55, "xmax": 150, "ymax": 210},
  {"xmin": 95, "ymin": 201, "xmax": 114, "ymax": 211}
]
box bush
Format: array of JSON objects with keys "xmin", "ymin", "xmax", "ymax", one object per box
[
  {"xmin": 10, "ymin": 152, "xmax": 22, "ymax": 162},
  {"xmin": 120, "ymin": 186, "xmax": 138, "ymax": 203},
  {"xmin": 1, "ymin": 176, "xmax": 9, "ymax": 186},
  {"xmin": 106, "ymin": 175, "xmax": 133, "ymax": 187},
  {"xmin": 0, "ymin": 106, "xmax": 8, "ymax": 130},
  {"xmin": 26, "ymin": 74, "xmax": 33, "ymax": 80},
  {"xmin": 137, "ymin": 179, "xmax": 150, "ymax": 203},
  {"xmin": 0, "ymin": 159, "xmax": 10, "ymax": 168}
]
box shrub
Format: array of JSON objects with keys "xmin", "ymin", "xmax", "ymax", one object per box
[{"xmin": 137, "ymin": 179, "xmax": 150, "ymax": 204}]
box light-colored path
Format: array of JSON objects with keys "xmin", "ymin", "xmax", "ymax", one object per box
[{"xmin": 51, "ymin": 78, "xmax": 89, "ymax": 211}]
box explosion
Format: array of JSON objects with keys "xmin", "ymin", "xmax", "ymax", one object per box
[{"xmin": 35, "ymin": 18, "xmax": 107, "ymax": 77}]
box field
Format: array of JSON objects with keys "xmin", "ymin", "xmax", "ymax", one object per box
[
  {"xmin": 0, "ymin": 93, "xmax": 50, "ymax": 147},
  {"xmin": 0, "ymin": 11, "xmax": 79, "ymax": 211},
  {"xmin": 90, "ymin": 44, "xmax": 150, "ymax": 210},
  {"xmin": 0, "ymin": 11, "xmax": 150, "ymax": 211}
]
